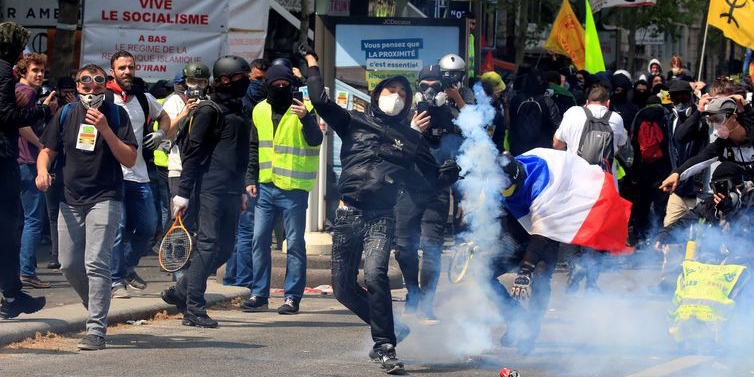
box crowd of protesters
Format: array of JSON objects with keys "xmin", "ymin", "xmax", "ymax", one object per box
[{"xmin": 2, "ymin": 18, "xmax": 754, "ymax": 374}]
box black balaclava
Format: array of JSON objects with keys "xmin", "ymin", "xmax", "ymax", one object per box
[{"xmin": 265, "ymin": 64, "xmax": 294, "ymax": 112}]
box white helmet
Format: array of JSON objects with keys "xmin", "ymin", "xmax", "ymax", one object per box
[{"xmin": 438, "ymin": 53, "xmax": 467, "ymax": 86}]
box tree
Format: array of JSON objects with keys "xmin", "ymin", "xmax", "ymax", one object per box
[
  {"xmin": 604, "ymin": 0, "xmax": 708, "ymax": 74},
  {"xmin": 49, "ymin": 0, "xmax": 79, "ymax": 83}
]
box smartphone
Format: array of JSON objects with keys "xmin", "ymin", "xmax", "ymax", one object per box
[
  {"xmin": 712, "ymin": 180, "xmax": 731, "ymax": 195},
  {"xmin": 293, "ymin": 91, "xmax": 304, "ymax": 102}
]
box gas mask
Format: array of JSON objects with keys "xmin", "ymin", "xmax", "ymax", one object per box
[
  {"xmin": 414, "ymin": 82, "xmax": 447, "ymax": 113},
  {"xmin": 674, "ymin": 102, "xmax": 693, "ymax": 121},
  {"xmin": 378, "ymin": 92, "xmax": 404, "ymax": 116},
  {"xmin": 80, "ymin": 93, "xmax": 105, "ymax": 109},
  {"xmin": 185, "ymin": 82, "xmax": 208, "ymax": 99},
  {"xmin": 707, "ymin": 113, "xmax": 734, "ymax": 139}
]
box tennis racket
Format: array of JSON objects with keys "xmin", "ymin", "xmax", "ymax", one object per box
[{"xmin": 159, "ymin": 214, "xmax": 192, "ymax": 272}]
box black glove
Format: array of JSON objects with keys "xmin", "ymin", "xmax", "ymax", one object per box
[
  {"xmin": 438, "ymin": 159, "xmax": 461, "ymax": 183},
  {"xmin": 511, "ymin": 262, "xmax": 535, "ymax": 301},
  {"xmin": 294, "ymin": 42, "xmax": 318, "ymax": 60}
]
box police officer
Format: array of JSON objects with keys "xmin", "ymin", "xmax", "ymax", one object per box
[
  {"xmin": 300, "ymin": 43, "xmax": 460, "ymax": 375},
  {"xmin": 162, "ymin": 56, "xmax": 252, "ymax": 328},
  {"xmin": 394, "ymin": 65, "xmax": 462, "ymax": 323}
]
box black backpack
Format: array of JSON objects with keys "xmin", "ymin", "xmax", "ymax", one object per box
[
  {"xmin": 175, "ymin": 100, "xmax": 224, "ymax": 158},
  {"xmin": 515, "ymin": 95, "xmax": 545, "ymax": 143},
  {"xmin": 577, "ymin": 107, "xmax": 615, "ymax": 171}
]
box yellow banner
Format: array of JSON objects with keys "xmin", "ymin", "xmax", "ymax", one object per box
[
  {"xmin": 708, "ymin": 0, "xmax": 754, "ymax": 49},
  {"xmin": 544, "ymin": 0, "xmax": 586, "ymax": 70}
]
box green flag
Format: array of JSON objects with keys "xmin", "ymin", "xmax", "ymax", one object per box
[{"xmin": 584, "ymin": 0, "xmax": 605, "ymax": 73}]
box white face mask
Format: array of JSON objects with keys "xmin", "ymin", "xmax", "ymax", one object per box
[
  {"xmin": 80, "ymin": 93, "xmax": 105, "ymax": 109},
  {"xmin": 378, "ymin": 92, "xmax": 405, "ymax": 116}
]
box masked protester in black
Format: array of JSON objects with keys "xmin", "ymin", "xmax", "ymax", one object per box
[
  {"xmin": 610, "ymin": 73, "xmax": 639, "ymax": 131},
  {"xmin": 632, "ymin": 79, "xmax": 652, "ymax": 108},
  {"xmin": 0, "ymin": 22, "xmax": 53, "ymax": 319},
  {"xmin": 393, "ymin": 65, "xmax": 462, "ymax": 323},
  {"xmin": 162, "ymin": 55, "xmax": 252, "ymax": 329},
  {"xmin": 299, "ymin": 44, "xmax": 460, "ymax": 375}
]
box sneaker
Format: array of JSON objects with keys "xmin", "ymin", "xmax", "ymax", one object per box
[
  {"xmin": 370, "ymin": 323, "xmax": 411, "ymax": 361},
  {"xmin": 417, "ymin": 311, "xmax": 439, "ymax": 325},
  {"xmin": 0, "ymin": 292, "xmax": 46, "ymax": 319},
  {"xmin": 182, "ymin": 312, "xmax": 218, "ymax": 328},
  {"xmin": 375, "ymin": 344, "xmax": 404, "ymax": 374},
  {"xmin": 78, "ymin": 334, "xmax": 106, "ymax": 351},
  {"xmin": 111, "ymin": 284, "xmax": 130, "ymax": 299},
  {"xmin": 239, "ymin": 296, "xmax": 268, "ymax": 312},
  {"xmin": 161, "ymin": 286, "xmax": 186, "ymax": 314},
  {"xmin": 20, "ymin": 275, "xmax": 51, "ymax": 289},
  {"xmin": 277, "ymin": 298, "xmax": 299, "ymax": 315},
  {"xmin": 124, "ymin": 271, "xmax": 147, "ymax": 290},
  {"xmin": 46, "ymin": 261, "xmax": 61, "ymax": 270}
]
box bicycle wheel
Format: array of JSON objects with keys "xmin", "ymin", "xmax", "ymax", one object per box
[{"xmin": 447, "ymin": 243, "xmax": 474, "ymax": 284}]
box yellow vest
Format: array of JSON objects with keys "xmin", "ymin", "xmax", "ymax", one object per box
[
  {"xmin": 254, "ymin": 99, "xmax": 319, "ymax": 192},
  {"xmin": 152, "ymin": 97, "xmax": 168, "ymax": 167},
  {"xmin": 668, "ymin": 260, "xmax": 748, "ymax": 342}
]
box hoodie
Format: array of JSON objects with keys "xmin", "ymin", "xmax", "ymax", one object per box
[
  {"xmin": 307, "ymin": 66, "xmax": 455, "ymax": 210},
  {"xmin": 609, "ymin": 73, "xmax": 638, "ymax": 131},
  {"xmin": 647, "ymin": 59, "xmax": 663, "ymax": 76}
]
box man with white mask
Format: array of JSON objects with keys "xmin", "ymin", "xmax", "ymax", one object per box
[
  {"xmin": 35, "ymin": 63, "xmax": 138, "ymax": 350},
  {"xmin": 299, "ymin": 43, "xmax": 460, "ymax": 375}
]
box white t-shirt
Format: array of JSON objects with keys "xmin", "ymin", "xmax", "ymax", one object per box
[
  {"xmin": 161, "ymin": 93, "xmax": 186, "ymax": 178},
  {"xmin": 554, "ymin": 104, "xmax": 627, "ymax": 155},
  {"xmin": 113, "ymin": 92, "xmax": 163, "ymax": 183}
]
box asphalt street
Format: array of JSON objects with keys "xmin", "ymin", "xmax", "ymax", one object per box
[{"xmin": 2, "ymin": 267, "xmax": 753, "ymax": 377}]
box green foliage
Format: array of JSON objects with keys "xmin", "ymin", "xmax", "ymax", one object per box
[{"xmin": 604, "ymin": 0, "xmax": 709, "ymax": 37}]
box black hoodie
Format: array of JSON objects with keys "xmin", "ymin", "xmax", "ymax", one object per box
[
  {"xmin": 610, "ymin": 74, "xmax": 638, "ymax": 131},
  {"xmin": 307, "ymin": 66, "xmax": 454, "ymax": 210}
]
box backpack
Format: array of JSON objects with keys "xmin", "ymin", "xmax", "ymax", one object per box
[
  {"xmin": 514, "ymin": 95, "xmax": 544, "ymax": 143},
  {"xmin": 52, "ymin": 102, "xmax": 122, "ymax": 171},
  {"xmin": 577, "ymin": 107, "xmax": 615, "ymax": 171},
  {"xmin": 637, "ymin": 120, "xmax": 664, "ymax": 163},
  {"xmin": 175, "ymin": 100, "xmax": 224, "ymax": 157}
]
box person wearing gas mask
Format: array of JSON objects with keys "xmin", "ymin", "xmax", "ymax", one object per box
[
  {"xmin": 661, "ymin": 96, "xmax": 754, "ymax": 193},
  {"xmin": 163, "ymin": 63, "xmax": 206, "ymax": 207},
  {"xmin": 0, "ymin": 22, "xmax": 56, "ymax": 321},
  {"xmin": 656, "ymin": 162, "xmax": 754, "ymax": 269},
  {"xmin": 240, "ymin": 63, "xmax": 322, "ymax": 315},
  {"xmin": 35, "ymin": 63, "xmax": 138, "ymax": 350},
  {"xmin": 438, "ymin": 53, "xmax": 474, "ymax": 109},
  {"xmin": 393, "ymin": 65, "xmax": 462, "ymax": 324},
  {"xmin": 105, "ymin": 50, "xmax": 171, "ymax": 298},
  {"xmin": 163, "ymin": 56, "xmax": 253, "ymax": 329},
  {"xmin": 300, "ymin": 43, "xmax": 460, "ymax": 374},
  {"xmin": 658, "ymin": 80, "xmax": 710, "ymax": 227}
]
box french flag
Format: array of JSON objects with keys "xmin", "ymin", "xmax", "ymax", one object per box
[{"xmin": 505, "ymin": 148, "xmax": 632, "ymax": 255}]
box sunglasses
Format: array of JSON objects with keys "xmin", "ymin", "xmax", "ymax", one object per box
[{"xmin": 78, "ymin": 75, "xmax": 106, "ymax": 84}]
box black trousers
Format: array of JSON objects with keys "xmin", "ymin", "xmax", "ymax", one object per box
[
  {"xmin": 331, "ymin": 206, "xmax": 397, "ymax": 348},
  {"xmin": 487, "ymin": 213, "xmax": 559, "ymax": 343},
  {"xmin": 630, "ymin": 178, "xmax": 669, "ymax": 244},
  {"xmin": 0, "ymin": 158, "xmax": 23, "ymax": 298},
  {"xmin": 45, "ymin": 171, "xmax": 64, "ymax": 263},
  {"xmin": 175, "ymin": 192, "xmax": 241, "ymax": 315},
  {"xmin": 394, "ymin": 188, "xmax": 449, "ymax": 313}
]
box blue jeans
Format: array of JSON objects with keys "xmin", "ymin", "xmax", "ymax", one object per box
[
  {"xmin": 19, "ymin": 164, "xmax": 46, "ymax": 277},
  {"xmin": 111, "ymin": 181, "xmax": 157, "ymax": 285},
  {"xmin": 251, "ymin": 183, "xmax": 309, "ymax": 301},
  {"xmin": 225, "ymin": 194, "xmax": 256, "ymax": 287}
]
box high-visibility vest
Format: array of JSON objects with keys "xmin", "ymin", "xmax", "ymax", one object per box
[
  {"xmin": 152, "ymin": 97, "xmax": 168, "ymax": 167},
  {"xmin": 254, "ymin": 99, "xmax": 319, "ymax": 192},
  {"xmin": 668, "ymin": 260, "xmax": 747, "ymax": 342}
]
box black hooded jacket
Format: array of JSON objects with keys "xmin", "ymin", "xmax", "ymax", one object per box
[
  {"xmin": 307, "ymin": 66, "xmax": 453, "ymax": 210},
  {"xmin": 610, "ymin": 74, "xmax": 638, "ymax": 131}
]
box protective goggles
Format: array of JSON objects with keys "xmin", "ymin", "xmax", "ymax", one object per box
[
  {"xmin": 78, "ymin": 75, "xmax": 106, "ymax": 85},
  {"xmin": 705, "ymin": 113, "xmax": 731, "ymax": 128},
  {"xmin": 418, "ymin": 82, "xmax": 443, "ymax": 92}
]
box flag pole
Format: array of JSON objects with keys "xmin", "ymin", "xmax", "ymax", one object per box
[{"xmin": 698, "ymin": 22, "xmax": 710, "ymax": 82}]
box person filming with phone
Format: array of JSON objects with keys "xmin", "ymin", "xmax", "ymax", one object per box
[{"xmin": 239, "ymin": 63, "xmax": 322, "ymax": 315}]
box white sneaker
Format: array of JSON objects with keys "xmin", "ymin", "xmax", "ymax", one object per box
[{"xmin": 112, "ymin": 284, "xmax": 130, "ymax": 299}]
